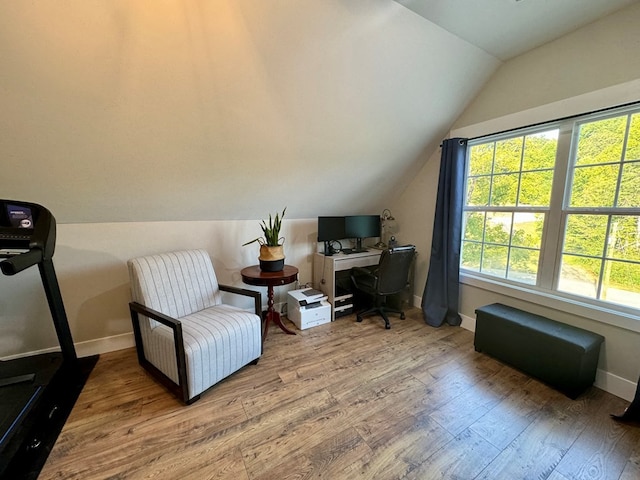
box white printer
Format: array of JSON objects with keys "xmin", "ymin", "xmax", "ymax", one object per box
[{"xmin": 287, "ymin": 288, "xmax": 331, "ymax": 330}]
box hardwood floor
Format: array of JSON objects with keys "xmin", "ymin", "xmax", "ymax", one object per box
[{"xmin": 39, "ymin": 308, "xmax": 639, "ymax": 480}]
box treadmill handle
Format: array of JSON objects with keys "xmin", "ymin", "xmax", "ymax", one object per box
[{"xmin": 0, "ymin": 250, "xmax": 43, "ymax": 276}]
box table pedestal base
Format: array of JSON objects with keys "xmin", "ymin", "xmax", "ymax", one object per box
[
  {"xmin": 241, "ymin": 265, "xmax": 298, "ymax": 343},
  {"xmin": 263, "ymin": 310, "xmax": 296, "ymax": 341}
]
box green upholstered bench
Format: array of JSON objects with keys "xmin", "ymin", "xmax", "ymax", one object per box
[{"xmin": 474, "ymin": 303, "xmax": 604, "ymax": 399}]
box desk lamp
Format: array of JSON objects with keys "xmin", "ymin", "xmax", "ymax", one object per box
[{"xmin": 373, "ymin": 209, "xmax": 397, "ymax": 249}]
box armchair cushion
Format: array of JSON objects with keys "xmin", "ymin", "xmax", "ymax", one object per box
[
  {"xmin": 128, "ymin": 249, "xmax": 262, "ymax": 403},
  {"xmin": 129, "ymin": 249, "xmax": 223, "ymax": 320},
  {"xmin": 146, "ymin": 304, "xmax": 261, "ymax": 399}
]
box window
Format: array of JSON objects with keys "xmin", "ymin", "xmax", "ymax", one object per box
[{"xmin": 461, "ymin": 104, "xmax": 640, "ymax": 313}]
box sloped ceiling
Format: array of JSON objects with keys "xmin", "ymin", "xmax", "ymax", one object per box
[
  {"xmin": 395, "ymin": 0, "xmax": 638, "ymax": 60},
  {"xmin": 0, "ymin": 1, "xmax": 498, "ymax": 222},
  {"xmin": 0, "ymin": 0, "xmax": 633, "ymax": 223}
]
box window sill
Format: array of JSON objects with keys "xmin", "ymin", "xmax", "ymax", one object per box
[{"xmin": 460, "ymin": 272, "xmax": 640, "ymax": 334}]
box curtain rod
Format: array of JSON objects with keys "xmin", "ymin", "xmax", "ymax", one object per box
[{"xmin": 441, "ymin": 99, "xmax": 640, "ymax": 147}]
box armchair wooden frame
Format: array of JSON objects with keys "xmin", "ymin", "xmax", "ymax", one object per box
[{"xmin": 129, "ymin": 285, "xmax": 262, "ymax": 404}]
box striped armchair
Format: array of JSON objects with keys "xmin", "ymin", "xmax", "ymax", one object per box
[{"xmin": 127, "ymin": 249, "xmax": 262, "ymax": 404}]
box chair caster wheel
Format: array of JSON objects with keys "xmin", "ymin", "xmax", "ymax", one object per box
[
  {"xmin": 356, "ymin": 316, "xmax": 363, "ymax": 323},
  {"xmin": 400, "ymin": 313, "xmax": 405, "ymax": 320}
]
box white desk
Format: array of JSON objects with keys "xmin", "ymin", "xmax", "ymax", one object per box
[{"xmin": 313, "ymin": 250, "xmax": 382, "ymax": 321}]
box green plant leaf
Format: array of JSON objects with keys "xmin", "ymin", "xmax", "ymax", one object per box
[{"xmin": 243, "ymin": 208, "xmax": 287, "ymax": 247}]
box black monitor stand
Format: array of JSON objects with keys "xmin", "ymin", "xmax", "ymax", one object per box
[
  {"xmin": 352, "ymin": 238, "xmax": 368, "ymax": 253},
  {"xmin": 0, "ymin": 199, "xmax": 98, "ymax": 479}
]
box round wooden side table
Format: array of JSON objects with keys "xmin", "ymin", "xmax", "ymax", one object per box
[{"xmin": 241, "ymin": 265, "xmax": 298, "ymax": 342}]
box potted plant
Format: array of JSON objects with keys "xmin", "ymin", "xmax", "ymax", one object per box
[{"xmin": 243, "ymin": 208, "xmax": 287, "ymax": 271}]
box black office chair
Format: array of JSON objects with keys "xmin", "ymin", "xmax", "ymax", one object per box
[{"xmin": 350, "ymin": 245, "xmax": 416, "ymax": 329}]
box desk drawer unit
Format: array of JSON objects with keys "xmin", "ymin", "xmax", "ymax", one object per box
[
  {"xmin": 313, "ymin": 251, "xmax": 381, "ymax": 321},
  {"xmin": 334, "ymin": 255, "xmax": 379, "ymax": 271}
]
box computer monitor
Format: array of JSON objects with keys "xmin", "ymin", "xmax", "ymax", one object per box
[
  {"xmin": 317, "ymin": 216, "xmax": 346, "ymax": 255},
  {"xmin": 345, "ymin": 215, "xmax": 381, "ymax": 252}
]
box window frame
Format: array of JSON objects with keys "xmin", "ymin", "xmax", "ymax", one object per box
[
  {"xmin": 462, "ymin": 123, "xmax": 561, "ymax": 286},
  {"xmin": 460, "ymin": 103, "xmax": 640, "ymax": 333}
]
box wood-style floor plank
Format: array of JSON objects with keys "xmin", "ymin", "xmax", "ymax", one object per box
[
  {"xmin": 553, "ymin": 394, "xmax": 640, "ymax": 480},
  {"xmin": 403, "ymin": 428, "xmax": 501, "ymax": 480},
  {"xmin": 468, "ymin": 377, "xmax": 551, "ymax": 450},
  {"xmin": 38, "ymin": 308, "xmax": 639, "ymax": 480},
  {"xmin": 619, "ymin": 438, "xmax": 640, "ymax": 480}
]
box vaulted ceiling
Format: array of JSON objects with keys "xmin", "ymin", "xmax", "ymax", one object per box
[
  {"xmin": 0, "ymin": 1, "xmax": 636, "ymax": 223},
  {"xmin": 395, "ymin": 0, "xmax": 638, "ymax": 60}
]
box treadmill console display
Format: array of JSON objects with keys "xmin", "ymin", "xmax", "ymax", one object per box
[
  {"xmin": 6, "ymin": 204, "xmax": 34, "ymax": 229},
  {"xmin": 0, "ymin": 199, "xmax": 55, "ymax": 274}
]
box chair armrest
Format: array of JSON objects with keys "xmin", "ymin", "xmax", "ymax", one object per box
[
  {"xmin": 352, "ymin": 266, "xmax": 377, "ymax": 277},
  {"xmin": 129, "ymin": 301, "xmax": 181, "ymax": 329},
  {"xmin": 129, "ymin": 301, "xmax": 190, "ymax": 402},
  {"xmin": 351, "ymin": 266, "xmax": 378, "ymax": 291},
  {"xmin": 219, "ymin": 284, "xmax": 262, "ymax": 317}
]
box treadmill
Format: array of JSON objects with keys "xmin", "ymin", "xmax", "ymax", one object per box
[{"xmin": 0, "ymin": 199, "xmax": 98, "ymax": 479}]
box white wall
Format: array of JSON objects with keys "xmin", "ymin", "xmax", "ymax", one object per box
[
  {"xmin": 397, "ymin": 3, "xmax": 640, "ymax": 400},
  {"xmin": 0, "ymin": 219, "xmax": 317, "ymax": 358},
  {"xmin": 0, "ymin": 0, "xmax": 495, "ymax": 360},
  {"xmin": 0, "ymin": 1, "xmax": 496, "ymax": 357},
  {"xmin": 0, "ymin": 0, "xmax": 496, "ymax": 223},
  {"xmin": 2, "ymin": 1, "xmax": 640, "ymax": 401},
  {"xmin": 454, "ymin": 2, "xmax": 640, "ymax": 127}
]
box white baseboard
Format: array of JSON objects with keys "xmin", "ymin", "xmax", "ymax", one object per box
[
  {"xmin": 1, "ymin": 333, "xmax": 135, "ymax": 362},
  {"xmin": 75, "ymin": 332, "xmax": 135, "ymax": 358},
  {"xmin": 8, "ymin": 303, "xmax": 636, "ymax": 402},
  {"xmin": 460, "ymin": 312, "xmax": 476, "ymax": 332},
  {"xmin": 594, "ymin": 369, "xmax": 637, "ymax": 402},
  {"xmin": 1, "ymin": 346, "xmax": 61, "ymax": 361},
  {"xmin": 458, "ymin": 312, "xmax": 636, "ymax": 401}
]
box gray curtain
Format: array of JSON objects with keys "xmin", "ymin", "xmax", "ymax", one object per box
[{"xmin": 422, "ymin": 138, "xmax": 468, "ymax": 327}]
